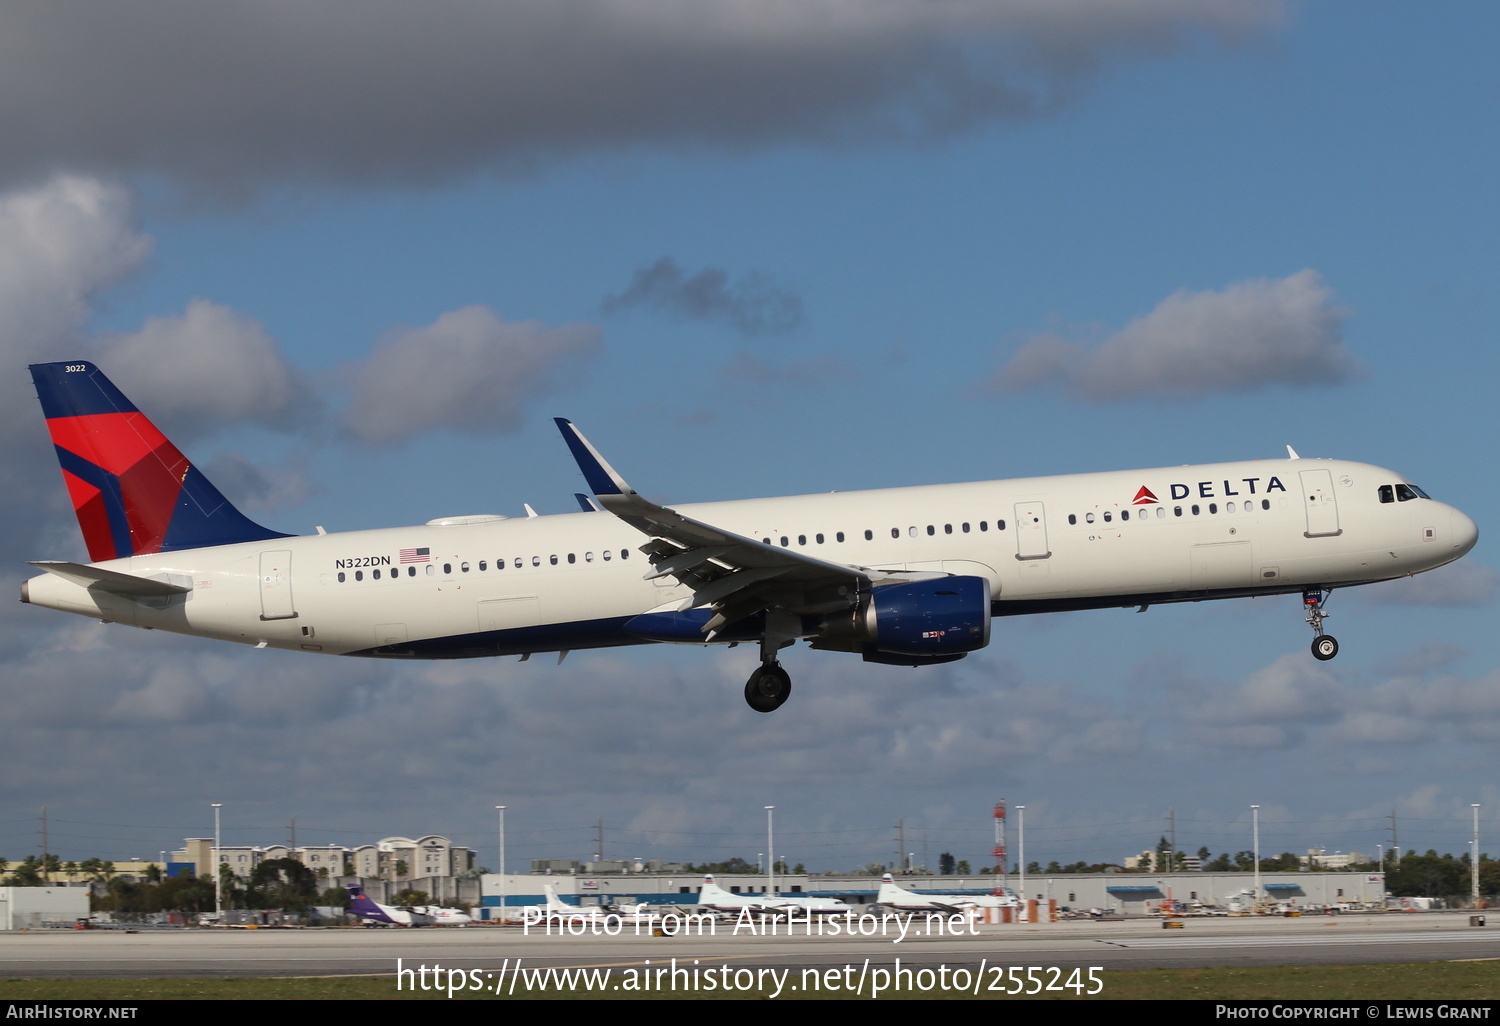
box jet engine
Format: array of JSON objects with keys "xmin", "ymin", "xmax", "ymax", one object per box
[{"xmin": 811, "ymin": 575, "xmax": 991, "ymax": 664}]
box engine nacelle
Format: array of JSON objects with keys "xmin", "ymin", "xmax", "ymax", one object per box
[{"xmin": 812, "ymin": 576, "xmax": 991, "ymax": 659}]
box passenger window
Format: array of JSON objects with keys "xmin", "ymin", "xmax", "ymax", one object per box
[
  {"xmin": 1156, "ymin": 507, "xmax": 1165, "ymax": 519},
  {"xmin": 816, "ymin": 534, "xmax": 824, "ymax": 544},
  {"xmin": 891, "ymin": 528, "xmax": 899, "ymax": 539},
  {"xmin": 798, "ymin": 535, "xmax": 806, "ymax": 545},
  {"xmin": 531, "ymin": 556, "xmax": 540, "ymax": 567},
  {"xmin": 836, "ymin": 532, "xmax": 845, "ymax": 542},
  {"xmin": 1085, "ymin": 513, "xmax": 1095, "ymax": 524},
  {"xmin": 620, "ymin": 550, "xmax": 629, "ymax": 560},
  {"xmin": 585, "ymin": 552, "xmax": 594, "ymax": 562},
  {"xmin": 909, "ymin": 527, "xmax": 918, "ymax": 538},
  {"xmin": 961, "ymin": 523, "xmax": 970, "ymax": 533},
  {"xmin": 479, "ymin": 561, "xmax": 487, "ymax": 571},
  {"xmin": 603, "ymin": 550, "xmax": 612, "ymax": 561},
  {"xmin": 1261, "ymin": 499, "xmax": 1270, "ymax": 510},
  {"xmin": 461, "ymin": 562, "xmax": 469, "ymax": 572},
  {"xmin": 1174, "ymin": 506, "xmax": 1183, "ymax": 517},
  {"xmin": 549, "ymin": 555, "xmax": 558, "ymax": 565},
  {"xmin": 1208, "ymin": 504, "xmax": 1216, "ymax": 514},
  {"xmin": 1225, "ymin": 502, "xmax": 1235, "ymax": 514},
  {"xmin": 944, "ymin": 524, "xmax": 952, "ymax": 534},
  {"xmin": 781, "ymin": 536, "xmax": 789, "ymax": 547},
  {"xmin": 337, "ymin": 572, "xmax": 346, "ymax": 583},
  {"xmin": 1103, "ymin": 512, "xmax": 1112, "ymax": 522},
  {"xmin": 1068, "ymin": 514, "xmax": 1077, "ymax": 525},
  {"xmin": 864, "ymin": 530, "xmax": 873, "ymax": 540},
  {"xmin": 1191, "ymin": 505, "xmax": 1200, "ymax": 516},
  {"xmin": 373, "ymin": 569, "xmax": 381, "ymax": 579},
  {"xmin": 1121, "ymin": 510, "xmax": 1129, "ymax": 521},
  {"xmin": 567, "ymin": 553, "xmax": 576, "ymax": 564},
  {"xmin": 997, "ymin": 520, "xmax": 1006, "ymax": 530},
  {"xmin": 409, "ymin": 566, "xmax": 417, "ymax": 576},
  {"xmin": 926, "ymin": 525, "xmax": 935, "ymax": 536},
  {"xmin": 980, "ymin": 521, "xmax": 988, "ymax": 532}
]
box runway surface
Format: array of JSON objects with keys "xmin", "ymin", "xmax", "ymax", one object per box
[{"xmin": 2, "ymin": 911, "xmax": 1497, "ymax": 981}]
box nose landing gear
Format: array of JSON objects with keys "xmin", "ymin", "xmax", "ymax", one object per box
[{"xmin": 1304, "ymin": 589, "xmax": 1338, "ymax": 661}]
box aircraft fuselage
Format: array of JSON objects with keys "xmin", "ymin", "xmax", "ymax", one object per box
[{"xmin": 23, "ymin": 457, "xmax": 1477, "ymax": 660}]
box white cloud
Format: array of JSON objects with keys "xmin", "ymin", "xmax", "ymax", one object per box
[
  {"xmin": 0, "ymin": 176, "xmax": 150, "ymax": 359},
  {"xmin": 993, "ymin": 270, "xmax": 1360, "ymax": 400},
  {"xmin": 1185, "ymin": 653, "xmax": 1344, "ymax": 727},
  {"xmin": 97, "ymin": 299, "xmax": 315, "ymax": 438},
  {"xmin": 0, "ymin": 176, "xmax": 151, "ymax": 446},
  {"xmin": 344, "ymin": 306, "xmax": 601, "ymax": 444}
]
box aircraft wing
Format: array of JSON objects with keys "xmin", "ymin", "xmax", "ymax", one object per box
[{"xmin": 556, "ymin": 420, "xmax": 889, "ymax": 635}]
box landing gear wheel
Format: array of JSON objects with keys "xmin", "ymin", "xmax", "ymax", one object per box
[
  {"xmin": 1311, "ymin": 635, "xmax": 1339, "ymax": 661},
  {"xmin": 744, "ymin": 663, "xmax": 792, "ymax": 713}
]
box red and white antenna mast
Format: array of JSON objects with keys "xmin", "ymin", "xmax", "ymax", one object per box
[{"xmin": 992, "ymin": 800, "xmax": 1008, "ymax": 895}]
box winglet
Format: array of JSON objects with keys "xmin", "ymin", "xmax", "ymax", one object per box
[
  {"xmin": 554, "ymin": 419, "xmax": 632, "ymax": 497},
  {"xmin": 1286, "ymin": 445, "xmax": 1301, "ymax": 460}
]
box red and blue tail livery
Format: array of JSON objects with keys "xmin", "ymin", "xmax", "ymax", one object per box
[{"xmin": 29, "ymin": 361, "xmax": 286, "ymax": 561}]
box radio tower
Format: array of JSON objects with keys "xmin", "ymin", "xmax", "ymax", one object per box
[{"xmin": 992, "ymin": 800, "xmax": 1009, "ymax": 896}]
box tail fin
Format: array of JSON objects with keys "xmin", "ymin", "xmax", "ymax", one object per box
[
  {"xmin": 346, "ymin": 884, "xmax": 395, "ymax": 924},
  {"xmin": 30, "ymin": 361, "xmax": 288, "ymax": 562}
]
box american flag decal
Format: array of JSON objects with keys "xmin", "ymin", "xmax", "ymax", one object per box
[{"xmin": 399, "ymin": 547, "xmax": 431, "ymax": 563}]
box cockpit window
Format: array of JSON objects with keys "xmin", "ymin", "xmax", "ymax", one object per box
[
  {"xmin": 1395, "ymin": 483, "xmax": 1425, "ymax": 502},
  {"xmin": 1379, "ymin": 485, "xmax": 1394, "ymax": 504}
]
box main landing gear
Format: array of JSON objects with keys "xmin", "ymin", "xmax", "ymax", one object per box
[
  {"xmin": 1303, "ymin": 588, "xmax": 1338, "ymax": 661},
  {"xmin": 744, "ymin": 662, "xmax": 792, "ymax": 713}
]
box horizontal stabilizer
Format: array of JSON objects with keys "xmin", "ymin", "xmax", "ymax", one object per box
[{"xmin": 28, "ymin": 561, "xmax": 192, "ymax": 598}]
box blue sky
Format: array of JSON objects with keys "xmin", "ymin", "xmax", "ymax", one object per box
[{"xmin": 1, "ymin": 1, "xmax": 1497, "ymax": 876}]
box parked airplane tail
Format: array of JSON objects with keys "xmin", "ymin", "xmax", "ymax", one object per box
[
  {"xmin": 345, "ymin": 884, "xmax": 396, "ymax": 924},
  {"xmin": 29, "ymin": 361, "xmax": 288, "ymax": 561}
]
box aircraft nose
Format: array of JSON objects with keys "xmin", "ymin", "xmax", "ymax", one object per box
[{"xmin": 1450, "ymin": 507, "xmax": 1479, "ymax": 557}]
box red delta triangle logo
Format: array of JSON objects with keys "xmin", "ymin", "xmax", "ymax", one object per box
[{"xmin": 1132, "ymin": 486, "xmax": 1159, "ymax": 505}]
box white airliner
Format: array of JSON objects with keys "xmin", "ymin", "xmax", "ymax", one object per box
[
  {"xmin": 696, "ymin": 874, "xmax": 849, "ymax": 916},
  {"xmin": 21, "ymin": 361, "xmax": 1479, "ymax": 712},
  {"xmin": 876, "ymin": 873, "xmax": 1018, "ymax": 914}
]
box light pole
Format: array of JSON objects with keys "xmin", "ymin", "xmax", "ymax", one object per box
[
  {"xmin": 1251, "ymin": 805, "xmax": 1261, "ymax": 913},
  {"xmin": 765, "ymin": 807, "xmax": 775, "ymax": 898},
  {"xmin": 1017, "ymin": 805, "xmax": 1026, "ymax": 904},
  {"xmin": 496, "ymin": 806, "xmax": 506, "ymax": 923},
  {"xmin": 1472, "ymin": 804, "xmax": 1481, "ymax": 909},
  {"xmin": 212, "ymin": 803, "xmax": 223, "ymax": 915}
]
